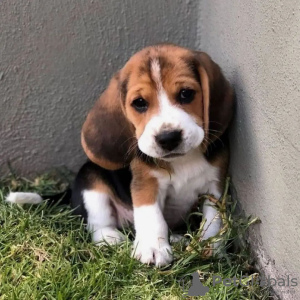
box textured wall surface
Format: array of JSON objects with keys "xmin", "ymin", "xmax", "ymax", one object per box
[
  {"xmin": 198, "ymin": 1, "xmax": 300, "ymax": 299},
  {"xmin": 0, "ymin": 0, "xmax": 198, "ymax": 176}
]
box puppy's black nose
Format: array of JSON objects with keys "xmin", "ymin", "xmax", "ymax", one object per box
[{"xmin": 155, "ymin": 130, "xmax": 182, "ymax": 151}]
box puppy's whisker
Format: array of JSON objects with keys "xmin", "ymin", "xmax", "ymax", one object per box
[
  {"xmin": 121, "ymin": 136, "xmax": 137, "ymax": 148},
  {"xmin": 204, "ymin": 128, "xmax": 222, "ymax": 134},
  {"xmin": 203, "ymin": 129, "xmax": 225, "ymax": 147},
  {"xmin": 125, "ymin": 140, "xmax": 138, "ymax": 159},
  {"xmin": 208, "ymin": 133, "xmax": 225, "ymax": 147},
  {"xmin": 126, "ymin": 144, "xmax": 137, "ymax": 157},
  {"xmin": 207, "ymin": 120, "xmax": 224, "ymax": 126}
]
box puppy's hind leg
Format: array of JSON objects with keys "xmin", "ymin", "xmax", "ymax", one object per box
[{"xmin": 83, "ymin": 190, "xmax": 125, "ymax": 245}]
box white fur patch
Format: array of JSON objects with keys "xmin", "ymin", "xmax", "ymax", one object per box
[
  {"xmin": 132, "ymin": 201, "xmax": 172, "ymax": 267},
  {"xmin": 150, "ymin": 58, "xmax": 162, "ymax": 90},
  {"xmin": 150, "ymin": 150, "xmax": 223, "ymax": 252},
  {"xmin": 83, "ymin": 190, "xmax": 125, "ymax": 245},
  {"xmin": 150, "ymin": 149, "xmax": 220, "ymax": 228},
  {"xmin": 5, "ymin": 192, "xmax": 43, "ymax": 204}
]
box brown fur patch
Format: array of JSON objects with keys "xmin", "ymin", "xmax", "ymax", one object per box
[
  {"xmin": 81, "ymin": 75, "xmax": 135, "ymax": 170},
  {"xmin": 130, "ymin": 158, "xmax": 172, "ymax": 207},
  {"xmin": 206, "ymin": 142, "xmax": 229, "ymax": 194},
  {"xmin": 196, "ymin": 52, "xmax": 234, "ymax": 149},
  {"xmin": 91, "ymin": 180, "xmax": 114, "ymax": 198}
]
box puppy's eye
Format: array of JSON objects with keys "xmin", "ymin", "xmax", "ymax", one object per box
[
  {"xmin": 131, "ymin": 98, "xmax": 148, "ymax": 113},
  {"xmin": 177, "ymin": 89, "xmax": 195, "ymax": 104}
]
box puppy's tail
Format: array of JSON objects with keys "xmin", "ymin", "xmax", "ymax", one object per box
[{"xmin": 5, "ymin": 189, "xmax": 72, "ymax": 206}]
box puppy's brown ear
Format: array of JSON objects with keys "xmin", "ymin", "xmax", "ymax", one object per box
[
  {"xmin": 81, "ymin": 74, "xmax": 135, "ymax": 170},
  {"xmin": 195, "ymin": 52, "xmax": 234, "ymax": 150}
]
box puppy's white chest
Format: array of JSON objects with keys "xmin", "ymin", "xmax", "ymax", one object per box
[
  {"xmin": 168, "ymin": 175, "xmax": 203, "ymax": 204},
  {"xmin": 152, "ymin": 150, "xmax": 219, "ymax": 227}
]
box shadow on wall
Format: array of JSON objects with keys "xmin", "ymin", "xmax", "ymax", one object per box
[
  {"xmin": 228, "ymin": 68, "xmax": 265, "ymax": 251},
  {"xmin": 229, "ymin": 69, "xmax": 264, "ymax": 193}
]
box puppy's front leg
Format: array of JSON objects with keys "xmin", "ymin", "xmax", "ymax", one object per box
[
  {"xmin": 201, "ymin": 183, "xmax": 222, "ymax": 253},
  {"xmin": 131, "ymin": 163, "xmax": 172, "ymax": 267}
]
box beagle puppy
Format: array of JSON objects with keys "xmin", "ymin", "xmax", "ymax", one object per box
[
  {"xmin": 76, "ymin": 44, "xmax": 233, "ymax": 267},
  {"xmin": 7, "ymin": 44, "xmax": 233, "ymax": 267}
]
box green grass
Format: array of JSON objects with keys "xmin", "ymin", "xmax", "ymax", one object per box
[{"xmin": 0, "ymin": 173, "xmax": 271, "ymax": 299}]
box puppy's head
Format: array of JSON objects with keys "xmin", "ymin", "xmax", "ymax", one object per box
[{"xmin": 82, "ymin": 45, "xmax": 233, "ymax": 169}]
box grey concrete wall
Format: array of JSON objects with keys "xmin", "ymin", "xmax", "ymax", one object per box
[
  {"xmin": 0, "ymin": 0, "xmax": 198, "ymax": 176},
  {"xmin": 198, "ymin": 1, "xmax": 300, "ymax": 299}
]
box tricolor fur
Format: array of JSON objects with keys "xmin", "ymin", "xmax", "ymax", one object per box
[{"xmin": 8, "ymin": 45, "xmax": 234, "ymax": 267}]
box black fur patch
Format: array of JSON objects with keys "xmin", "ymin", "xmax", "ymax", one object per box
[
  {"xmin": 71, "ymin": 161, "xmax": 133, "ymax": 222},
  {"xmin": 158, "ymin": 56, "xmax": 174, "ymax": 71},
  {"xmin": 181, "ymin": 56, "xmax": 201, "ymax": 84},
  {"xmin": 204, "ymin": 132, "xmax": 229, "ymax": 162}
]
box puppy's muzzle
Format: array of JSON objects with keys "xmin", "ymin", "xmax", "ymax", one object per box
[{"xmin": 155, "ymin": 130, "xmax": 182, "ymax": 151}]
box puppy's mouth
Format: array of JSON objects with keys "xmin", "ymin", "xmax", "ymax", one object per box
[
  {"xmin": 137, "ymin": 147, "xmax": 185, "ymax": 160},
  {"xmin": 161, "ymin": 152, "xmax": 185, "ymax": 158}
]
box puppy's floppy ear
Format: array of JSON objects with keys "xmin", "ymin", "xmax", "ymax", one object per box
[
  {"xmin": 195, "ymin": 52, "xmax": 234, "ymax": 150},
  {"xmin": 81, "ymin": 74, "xmax": 135, "ymax": 170}
]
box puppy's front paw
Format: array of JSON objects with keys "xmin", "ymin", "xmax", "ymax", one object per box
[{"xmin": 132, "ymin": 237, "xmax": 173, "ymax": 267}]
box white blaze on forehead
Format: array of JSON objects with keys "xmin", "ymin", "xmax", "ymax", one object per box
[
  {"xmin": 150, "ymin": 58, "xmax": 170, "ymax": 111},
  {"xmin": 150, "ymin": 59, "xmax": 163, "ymax": 91}
]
